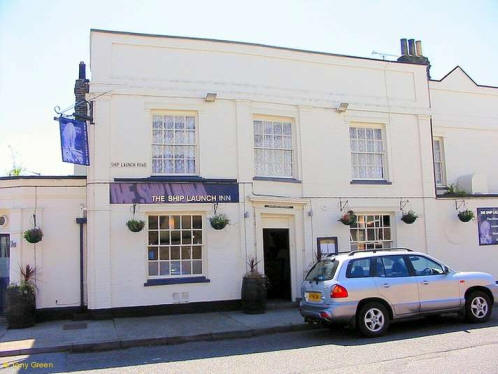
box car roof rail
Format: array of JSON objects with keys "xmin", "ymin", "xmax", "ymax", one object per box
[{"xmin": 348, "ymin": 247, "xmax": 413, "ymax": 256}]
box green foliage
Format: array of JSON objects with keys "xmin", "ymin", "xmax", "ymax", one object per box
[
  {"xmin": 23, "ymin": 228, "xmax": 43, "ymax": 244},
  {"xmin": 401, "ymin": 210, "xmax": 418, "ymax": 224},
  {"xmin": 209, "ymin": 213, "xmax": 229, "ymax": 230},
  {"xmin": 339, "ymin": 210, "xmax": 357, "ymax": 226},
  {"xmin": 446, "ymin": 184, "xmax": 468, "ymax": 197},
  {"xmin": 126, "ymin": 219, "xmax": 145, "ymax": 232},
  {"xmin": 458, "ymin": 209, "xmax": 474, "ymax": 222}
]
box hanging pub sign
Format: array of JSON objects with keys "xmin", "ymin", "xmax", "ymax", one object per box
[
  {"xmin": 477, "ymin": 208, "xmax": 498, "ymax": 246},
  {"xmin": 110, "ymin": 182, "xmax": 239, "ymax": 204},
  {"xmin": 59, "ymin": 117, "xmax": 90, "ymax": 166}
]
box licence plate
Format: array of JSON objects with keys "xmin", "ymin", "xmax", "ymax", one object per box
[{"xmin": 305, "ymin": 292, "xmax": 322, "ymax": 303}]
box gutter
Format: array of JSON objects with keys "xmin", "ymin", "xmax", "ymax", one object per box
[{"xmin": 75, "ymin": 217, "xmax": 87, "ymax": 311}]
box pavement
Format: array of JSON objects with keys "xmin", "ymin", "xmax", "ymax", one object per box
[{"xmin": 0, "ymin": 306, "xmax": 308, "ymax": 357}]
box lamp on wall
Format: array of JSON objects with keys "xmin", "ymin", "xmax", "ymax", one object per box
[
  {"xmin": 336, "ymin": 102, "xmax": 349, "ymax": 113},
  {"xmin": 205, "ymin": 93, "xmax": 217, "ymax": 102}
]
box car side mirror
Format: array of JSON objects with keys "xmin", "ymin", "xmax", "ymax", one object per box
[{"xmin": 443, "ymin": 266, "xmax": 450, "ymax": 274}]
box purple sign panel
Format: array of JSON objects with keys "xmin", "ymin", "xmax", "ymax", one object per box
[
  {"xmin": 477, "ymin": 207, "xmax": 498, "ymax": 246},
  {"xmin": 110, "ymin": 182, "xmax": 239, "ymax": 204}
]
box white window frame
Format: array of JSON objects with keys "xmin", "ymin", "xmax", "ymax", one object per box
[
  {"xmin": 146, "ymin": 214, "xmax": 205, "ymax": 279},
  {"xmin": 349, "ymin": 123, "xmax": 388, "ymax": 181},
  {"xmin": 151, "ymin": 111, "xmax": 199, "ymax": 176},
  {"xmin": 433, "ymin": 136, "xmax": 447, "ymax": 186},
  {"xmin": 253, "ymin": 116, "xmax": 295, "ymax": 179},
  {"xmin": 349, "ymin": 213, "xmax": 394, "ymax": 251}
]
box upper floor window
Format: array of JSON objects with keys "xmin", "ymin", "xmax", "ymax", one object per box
[
  {"xmin": 152, "ymin": 113, "xmax": 197, "ymax": 175},
  {"xmin": 349, "ymin": 126, "xmax": 387, "ymax": 180},
  {"xmin": 433, "ymin": 137, "xmax": 446, "ymax": 186},
  {"xmin": 254, "ymin": 118, "xmax": 293, "ymax": 178},
  {"xmin": 350, "ymin": 214, "xmax": 392, "ymax": 251}
]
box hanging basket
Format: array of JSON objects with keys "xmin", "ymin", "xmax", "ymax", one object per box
[
  {"xmin": 401, "ymin": 211, "xmax": 418, "ymax": 224},
  {"xmin": 457, "ymin": 209, "xmax": 474, "ymax": 223},
  {"xmin": 339, "ymin": 210, "xmax": 357, "ymax": 226},
  {"xmin": 209, "ymin": 214, "xmax": 230, "ymax": 230},
  {"xmin": 126, "ymin": 219, "xmax": 145, "ymax": 232},
  {"xmin": 23, "ymin": 228, "xmax": 43, "ymax": 244}
]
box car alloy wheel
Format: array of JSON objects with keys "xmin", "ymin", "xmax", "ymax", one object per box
[
  {"xmin": 470, "ymin": 296, "xmax": 488, "ymax": 319},
  {"xmin": 364, "ymin": 307, "xmax": 385, "ymax": 332}
]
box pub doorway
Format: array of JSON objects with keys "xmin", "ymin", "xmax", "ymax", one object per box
[{"xmin": 263, "ymin": 228, "xmax": 291, "ymax": 301}]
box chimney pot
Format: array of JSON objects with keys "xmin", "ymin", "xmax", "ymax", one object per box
[
  {"xmin": 400, "ymin": 38, "xmax": 408, "ymax": 55},
  {"xmin": 415, "ymin": 40, "xmax": 423, "ymax": 56},
  {"xmin": 78, "ymin": 61, "xmax": 86, "ymax": 80},
  {"xmin": 408, "ymin": 39, "xmax": 416, "ymax": 55}
]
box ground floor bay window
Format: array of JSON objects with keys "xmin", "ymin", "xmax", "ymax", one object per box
[
  {"xmin": 147, "ymin": 214, "xmax": 203, "ymax": 278},
  {"xmin": 350, "ymin": 214, "xmax": 392, "ymax": 250}
]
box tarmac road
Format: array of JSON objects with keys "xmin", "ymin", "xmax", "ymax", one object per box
[{"xmin": 2, "ymin": 310, "xmax": 497, "ymax": 374}]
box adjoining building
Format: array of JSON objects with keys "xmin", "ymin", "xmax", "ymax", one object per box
[{"xmin": 0, "ymin": 31, "xmax": 497, "ymax": 317}]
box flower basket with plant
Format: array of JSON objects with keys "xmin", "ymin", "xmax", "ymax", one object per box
[
  {"xmin": 126, "ymin": 219, "xmax": 145, "ymax": 232},
  {"xmin": 209, "ymin": 213, "xmax": 230, "ymax": 230},
  {"xmin": 24, "ymin": 227, "xmax": 43, "ymax": 244},
  {"xmin": 241, "ymin": 257, "xmax": 267, "ymax": 314},
  {"xmin": 126, "ymin": 204, "xmax": 145, "ymax": 232},
  {"xmin": 339, "ymin": 210, "xmax": 357, "ymax": 226},
  {"xmin": 401, "ymin": 210, "xmax": 418, "ymax": 224},
  {"xmin": 6, "ymin": 265, "xmax": 36, "ymax": 329},
  {"xmin": 458, "ymin": 209, "xmax": 474, "ymax": 223}
]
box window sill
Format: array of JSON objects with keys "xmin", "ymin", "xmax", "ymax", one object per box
[
  {"xmin": 144, "ymin": 276, "xmax": 210, "ymax": 287},
  {"xmin": 253, "ymin": 176, "xmax": 301, "ymax": 183},
  {"xmin": 350, "ymin": 180, "xmax": 392, "ymax": 185}
]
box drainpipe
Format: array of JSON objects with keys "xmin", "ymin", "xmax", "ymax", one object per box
[{"xmin": 75, "ymin": 217, "xmax": 87, "ymax": 311}]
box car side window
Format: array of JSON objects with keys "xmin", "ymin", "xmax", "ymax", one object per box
[
  {"xmin": 380, "ymin": 256, "xmax": 410, "ymax": 278},
  {"xmin": 346, "ymin": 258, "xmax": 371, "ymax": 278},
  {"xmin": 374, "ymin": 257, "xmax": 386, "ymax": 277},
  {"xmin": 408, "ymin": 255, "xmax": 444, "ymax": 276}
]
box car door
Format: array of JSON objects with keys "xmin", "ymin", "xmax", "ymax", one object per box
[
  {"xmin": 373, "ymin": 255, "xmax": 420, "ymax": 316},
  {"xmin": 406, "ymin": 255, "xmax": 460, "ymax": 312}
]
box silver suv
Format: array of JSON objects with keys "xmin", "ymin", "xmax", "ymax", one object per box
[{"xmin": 299, "ymin": 248, "xmax": 498, "ymax": 337}]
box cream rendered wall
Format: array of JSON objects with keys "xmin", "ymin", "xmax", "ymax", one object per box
[
  {"xmin": 87, "ymin": 30, "xmax": 434, "ymax": 308},
  {"xmin": 0, "ymin": 179, "xmax": 86, "ymax": 309},
  {"xmin": 430, "ymin": 67, "xmax": 498, "ymax": 192}
]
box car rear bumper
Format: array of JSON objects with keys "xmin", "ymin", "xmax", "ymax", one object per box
[{"xmin": 299, "ymin": 300, "xmax": 357, "ymax": 324}]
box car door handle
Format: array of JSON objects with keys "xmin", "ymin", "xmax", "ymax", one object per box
[
  {"xmin": 422, "ymin": 280, "xmax": 429, "ymax": 285},
  {"xmin": 383, "ymin": 283, "xmax": 390, "ymax": 288}
]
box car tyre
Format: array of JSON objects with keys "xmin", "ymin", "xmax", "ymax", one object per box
[
  {"xmin": 465, "ymin": 291, "xmax": 492, "ymax": 323},
  {"xmin": 357, "ymin": 302, "xmax": 390, "ymax": 338}
]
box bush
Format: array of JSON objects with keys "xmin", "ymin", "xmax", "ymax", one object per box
[{"xmin": 126, "ymin": 219, "xmax": 145, "ymax": 232}]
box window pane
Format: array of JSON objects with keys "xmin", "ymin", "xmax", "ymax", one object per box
[
  {"xmin": 182, "ymin": 216, "xmax": 191, "ymax": 229},
  {"xmin": 193, "ymin": 230, "xmax": 202, "ymax": 244},
  {"xmin": 148, "ymin": 216, "xmax": 158, "ymax": 230},
  {"xmin": 408, "ymin": 255, "xmax": 444, "ymax": 276},
  {"xmin": 181, "ymin": 261, "xmax": 192, "ymax": 275},
  {"xmin": 181, "ymin": 246, "xmax": 191, "ymax": 259},
  {"xmin": 159, "ymin": 231, "xmax": 170, "ymax": 245},
  {"xmin": 153, "ymin": 115, "xmax": 163, "ymax": 129},
  {"xmin": 182, "ymin": 231, "xmax": 192, "ymax": 244},
  {"xmin": 171, "ymin": 231, "xmax": 181, "ymax": 245},
  {"xmin": 174, "ymin": 116, "xmax": 185, "ymax": 129},
  {"xmin": 148, "ymin": 231, "xmax": 159, "ymax": 245},
  {"xmin": 173, "ymin": 216, "xmax": 181, "ymax": 229},
  {"xmin": 283, "ymin": 122, "xmax": 291, "ymax": 135},
  {"xmin": 159, "ymin": 262, "xmax": 170, "ymax": 276},
  {"xmin": 171, "ymin": 246, "xmax": 180, "ymax": 260},
  {"xmin": 159, "ymin": 216, "xmax": 169, "ymax": 229},
  {"xmin": 193, "ymin": 216, "xmax": 202, "ymax": 229},
  {"xmin": 159, "ymin": 247, "xmax": 169, "ymax": 260},
  {"xmin": 170, "ymin": 261, "xmax": 181, "ymax": 275},
  {"xmin": 186, "ymin": 116, "xmax": 195, "ymax": 129},
  {"xmin": 148, "ymin": 247, "xmax": 158, "ymax": 260},
  {"xmin": 192, "ymin": 246, "xmax": 202, "ymax": 259},
  {"xmin": 382, "ymin": 256, "xmax": 409, "ymax": 277},
  {"xmin": 192, "ymin": 260, "xmax": 202, "ymax": 274},
  {"xmin": 165, "ymin": 116, "xmax": 174, "ymax": 129},
  {"xmin": 148, "ymin": 262, "xmax": 158, "ymax": 276},
  {"xmin": 348, "ymin": 258, "xmax": 371, "ymax": 278}
]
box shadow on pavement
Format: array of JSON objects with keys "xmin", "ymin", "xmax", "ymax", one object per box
[{"xmin": 3, "ymin": 310, "xmax": 497, "ymax": 373}]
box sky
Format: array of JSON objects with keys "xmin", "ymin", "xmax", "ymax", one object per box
[{"xmin": 1, "ymin": 0, "xmax": 497, "ymax": 176}]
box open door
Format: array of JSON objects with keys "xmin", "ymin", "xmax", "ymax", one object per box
[
  {"xmin": 263, "ymin": 228, "xmax": 291, "ymax": 300},
  {"xmin": 0, "ymin": 235, "xmax": 10, "ymax": 313}
]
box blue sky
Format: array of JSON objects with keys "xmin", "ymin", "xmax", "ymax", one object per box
[{"xmin": 1, "ymin": 0, "xmax": 497, "ymax": 175}]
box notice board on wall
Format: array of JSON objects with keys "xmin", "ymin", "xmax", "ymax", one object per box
[{"xmin": 477, "ymin": 208, "xmax": 498, "ymax": 246}]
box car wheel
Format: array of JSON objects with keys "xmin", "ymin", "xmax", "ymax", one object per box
[
  {"xmin": 465, "ymin": 291, "xmax": 492, "ymax": 323},
  {"xmin": 357, "ymin": 302, "xmax": 390, "ymax": 337}
]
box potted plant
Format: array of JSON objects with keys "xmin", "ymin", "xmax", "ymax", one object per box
[
  {"xmin": 24, "ymin": 227, "xmax": 43, "ymax": 244},
  {"xmin": 401, "ymin": 210, "xmax": 418, "ymax": 224},
  {"xmin": 126, "ymin": 219, "xmax": 145, "ymax": 232},
  {"xmin": 458, "ymin": 209, "xmax": 474, "ymax": 223},
  {"xmin": 6, "ymin": 265, "xmax": 36, "ymax": 329},
  {"xmin": 339, "ymin": 210, "xmax": 357, "ymax": 226},
  {"xmin": 209, "ymin": 213, "xmax": 230, "ymax": 230},
  {"xmin": 241, "ymin": 257, "xmax": 267, "ymax": 314}
]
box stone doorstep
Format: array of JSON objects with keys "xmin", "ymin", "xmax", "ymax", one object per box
[{"xmin": 0, "ymin": 323, "xmax": 312, "ymax": 358}]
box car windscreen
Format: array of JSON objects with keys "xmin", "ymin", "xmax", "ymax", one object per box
[{"xmin": 305, "ymin": 260, "xmax": 339, "ymax": 282}]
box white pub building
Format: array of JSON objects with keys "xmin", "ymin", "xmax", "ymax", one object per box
[{"xmin": 0, "ymin": 30, "xmax": 497, "ymax": 318}]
